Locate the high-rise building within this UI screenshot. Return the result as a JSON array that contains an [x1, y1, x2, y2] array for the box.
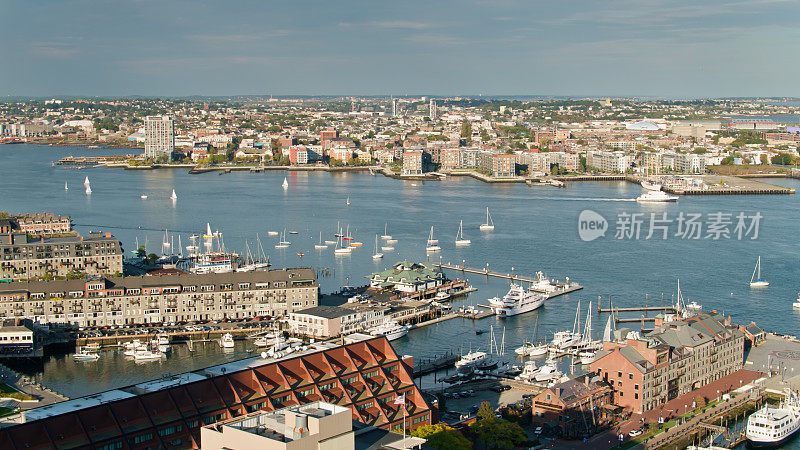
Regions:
[[392, 98, 399, 116], [429, 99, 437, 120], [144, 115, 175, 159]]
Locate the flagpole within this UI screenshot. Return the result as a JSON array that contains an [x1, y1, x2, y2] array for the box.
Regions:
[[403, 399, 407, 449]]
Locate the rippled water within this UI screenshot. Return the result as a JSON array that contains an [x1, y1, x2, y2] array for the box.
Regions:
[[2, 144, 799, 401]]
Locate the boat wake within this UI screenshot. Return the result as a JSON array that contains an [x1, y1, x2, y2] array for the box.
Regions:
[[526, 196, 636, 202]]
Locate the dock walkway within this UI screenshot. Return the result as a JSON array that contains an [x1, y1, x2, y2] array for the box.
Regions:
[[431, 262, 582, 299]]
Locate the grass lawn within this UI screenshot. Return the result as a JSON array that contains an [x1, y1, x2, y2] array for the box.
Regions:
[[0, 383, 36, 401], [0, 406, 18, 417]]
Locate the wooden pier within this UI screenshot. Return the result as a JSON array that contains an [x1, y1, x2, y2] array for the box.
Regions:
[[431, 261, 582, 299], [413, 352, 459, 377]]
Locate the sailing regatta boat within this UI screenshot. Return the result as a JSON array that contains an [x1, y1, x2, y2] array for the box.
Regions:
[[282, 177, 288, 189], [455, 219, 471, 246], [346, 196, 351, 206], [381, 223, 392, 240], [480, 207, 495, 231], [170, 189, 177, 200], [372, 235, 383, 260], [426, 226, 441, 252], [315, 232, 327, 249], [64, 181, 68, 191], [84, 176, 90, 186], [85, 183, 92, 195], [750, 256, 769, 287]]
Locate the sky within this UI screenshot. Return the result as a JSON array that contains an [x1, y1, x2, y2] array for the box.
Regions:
[[2, 0, 799, 98]]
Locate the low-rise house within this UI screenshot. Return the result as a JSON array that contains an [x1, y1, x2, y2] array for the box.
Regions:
[[531, 374, 613, 439]]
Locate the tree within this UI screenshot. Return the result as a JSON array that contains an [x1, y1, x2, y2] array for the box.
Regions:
[[760, 154, 769, 164], [772, 153, 799, 165], [136, 245, 146, 258], [461, 120, 472, 139], [477, 401, 495, 421], [411, 423, 471, 450], [469, 417, 528, 450], [145, 253, 159, 265]]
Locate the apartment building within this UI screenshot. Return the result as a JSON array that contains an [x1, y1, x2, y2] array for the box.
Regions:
[[439, 147, 461, 170], [0, 269, 318, 327], [289, 146, 308, 165], [586, 151, 632, 173], [0, 335, 432, 449], [0, 223, 123, 281], [402, 152, 423, 175], [11, 213, 72, 236], [590, 312, 745, 414], [144, 116, 175, 159], [476, 151, 515, 178], [288, 306, 363, 339]]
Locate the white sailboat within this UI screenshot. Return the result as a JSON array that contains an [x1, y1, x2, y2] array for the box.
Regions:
[[750, 256, 769, 287], [372, 235, 383, 260], [274, 229, 290, 249], [480, 207, 495, 231], [282, 177, 288, 189], [425, 226, 441, 252], [170, 189, 177, 200], [455, 219, 471, 246], [85, 183, 92, 195], [381, 223, 392, 240], [346, 196, 351, 206], [64, 181, 68, 190], [140, 194, 148, 199], [334, 236, 352, 255], [315, 232, 327, 249], [84, 176, 90, 186]]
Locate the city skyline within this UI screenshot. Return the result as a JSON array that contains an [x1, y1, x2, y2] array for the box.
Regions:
[[2, 0, 800, 98]]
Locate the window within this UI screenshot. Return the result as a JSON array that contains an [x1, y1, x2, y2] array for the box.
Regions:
[[158, 424, 183, 436], [629, 373, 633, 380], [130, 433, 153, 445]]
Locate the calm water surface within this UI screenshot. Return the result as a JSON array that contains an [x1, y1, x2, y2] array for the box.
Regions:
[[1, 144, 799, 404]]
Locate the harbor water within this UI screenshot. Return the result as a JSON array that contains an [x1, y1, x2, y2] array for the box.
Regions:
[[1, 144, 800, 402]]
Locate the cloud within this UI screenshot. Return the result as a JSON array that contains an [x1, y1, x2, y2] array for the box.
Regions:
[[29, 42, 80, 58]]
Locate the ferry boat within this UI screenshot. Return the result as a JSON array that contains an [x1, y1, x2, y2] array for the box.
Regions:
[[219, 333, 235, 348], [367, 321, 410, 341], [746, 391, 800, 447], [73, 349, 100, 361], [636, 189, 678, 202], [488, 284, 546, 317], [455, 351, 488, 372]]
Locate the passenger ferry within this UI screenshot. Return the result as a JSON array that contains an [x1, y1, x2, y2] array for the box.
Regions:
[[488, 284, 546, 317], [746, 391, 800, 447]]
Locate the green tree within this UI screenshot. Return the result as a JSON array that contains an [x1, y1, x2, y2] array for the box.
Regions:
[[461, 120, 472, 139], [477, 401, 495, 422], [469, 417, 528, 450], [410, 423, 471, 450], [136, 245, 146, 258], [772, 153, 799, 165], [145, 253, 159, 265]]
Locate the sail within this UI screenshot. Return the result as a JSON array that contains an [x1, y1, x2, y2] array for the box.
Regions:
[[602, 315, 614, 342]]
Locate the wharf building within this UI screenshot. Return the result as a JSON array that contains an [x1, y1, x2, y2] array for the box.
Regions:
[[589, 312, 745, 414], [0, 269, 318, 327], [11, 213, 72, 236], [0, 218, 123, 282], [144, 115, 175, 159], [0, 335, 432, 449]]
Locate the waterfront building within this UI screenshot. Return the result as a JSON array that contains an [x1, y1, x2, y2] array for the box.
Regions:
[[289, 146, 308, 165], [0, 319, 34, 355], [674, 153, 706, 174], [9, 213, 72, 236], [330, 147, 354, 164], [0, 269, 318, 327], [477, 151, 515, 178], [550, 152, 579, 172], [439, 148, 461, 170], [586, 151, 632, 173], [0, 123, 55, 137], [144, 115, 175, 159], [531, 374, 613, 439], [402, 152, 423, 175], [0, 221, 123, 281], [288, 305, 363, 339], [0, 335, 432, 449], [368, 261, 444, 293], [589, 312, 745, 414]]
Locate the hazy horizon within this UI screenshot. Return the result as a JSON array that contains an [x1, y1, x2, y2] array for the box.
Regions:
[[3, 0, 799, 98]]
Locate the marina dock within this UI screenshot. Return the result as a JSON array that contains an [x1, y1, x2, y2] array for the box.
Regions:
[[413, 352, 459, 377], [431, 261, 582, 299]]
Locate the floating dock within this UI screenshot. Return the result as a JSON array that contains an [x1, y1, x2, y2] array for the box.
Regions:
[[431, 261, 582, 299], [413, 352, 459, 377]]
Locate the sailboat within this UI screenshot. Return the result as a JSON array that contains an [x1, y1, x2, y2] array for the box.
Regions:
[[64, 181, 68, 191], [480, 207, 495, 231], [334, 236, 352, 255], [274, 229, 290, 249], [140, 194, 148, 199], [372, 235, 384, 260], [455, 219, 471, 246], [84, 176, 90, 186], [381, 223, 392, 240], [85, 183, 92, 195], [170, 189, 177, 200], [426, 226, 441, 252], [282, 177, 288, 189], [346, 196, 351, 206], [315, 232, 327, 249], [750, 256, 769, 287]]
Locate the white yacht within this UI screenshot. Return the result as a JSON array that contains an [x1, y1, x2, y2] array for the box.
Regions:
[[579, 351, 597, 365], [219, 333, 235, 348], [488, 284, 546, 317], [73, 349, 100, 361], [367, 321, 410, 341], [529, 271, 558, 293], [480, 207, 495, 231], [636, 189, 678, 202], [455, 220, 471, 246], [254, 336, 271, 347], [372, 235, 383, 260], [455, 351, 488, 371], [267, 231, 279, 236], [133, 349, 163, 361], [515, 360, 538, 382], [425, 226, 441, 252], [686, 301, 703, 314], [746, 391, 800, 447], [534, 359, 562, 382], [434, 291, 450, 301], [750, 256, 769, 287]]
